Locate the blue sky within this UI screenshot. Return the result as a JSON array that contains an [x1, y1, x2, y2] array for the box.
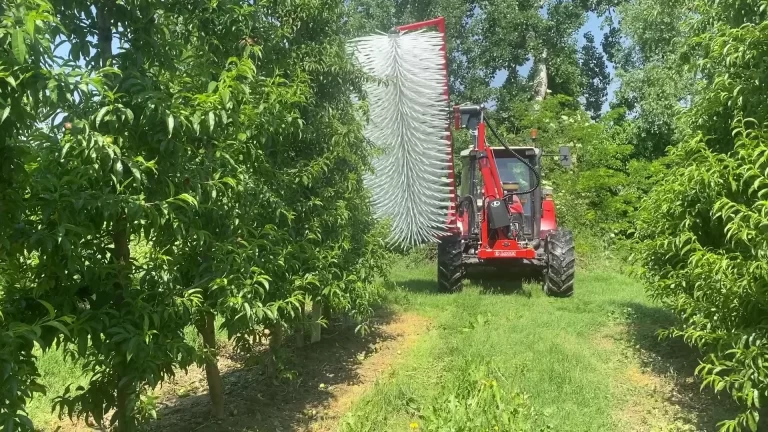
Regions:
[[490, 12, 618, 111]]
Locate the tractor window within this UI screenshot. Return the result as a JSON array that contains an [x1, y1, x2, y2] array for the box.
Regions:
[[496, 157, 534, 215], [496, 158, 532, 190], [459, 156, 471, 197]]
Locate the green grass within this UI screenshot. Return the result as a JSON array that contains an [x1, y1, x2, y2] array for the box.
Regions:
[[27, 347, 91, 430], [340, 258, 656, 431], [26, 319, 228, 429]]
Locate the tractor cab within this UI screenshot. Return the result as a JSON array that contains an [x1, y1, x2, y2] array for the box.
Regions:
[[458, 146, 543, 239]]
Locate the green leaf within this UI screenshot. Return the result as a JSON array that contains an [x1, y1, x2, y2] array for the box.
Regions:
[[12, 28, 27, 63], [113, 159, 123, 179], [747, 410, 758, 432], [167, 114, 175, 137], [43, 320, 71, 338], [77, 332, 88, 356], [131, 166, 142, 184], [19, 414, 34, 430], [96, 106, 110, 127], [60, 224, 87, 234], [172, 193, 198, 208], [0, 107, 10, 125], [208, 111, 215, 133], [38, 299, 55, 319], [61, 141, 72, 159], [26, 15, 35, 37]]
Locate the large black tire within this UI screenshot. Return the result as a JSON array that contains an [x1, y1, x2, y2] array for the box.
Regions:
[[437, 234, 464, 293], [544, 229, 575, 297]]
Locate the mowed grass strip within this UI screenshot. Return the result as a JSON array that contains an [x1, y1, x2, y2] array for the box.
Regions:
[[340, 259, 653, 431]]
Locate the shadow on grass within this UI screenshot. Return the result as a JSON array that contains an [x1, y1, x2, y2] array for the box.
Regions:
[[465, 266, 542, 297], [393, 274, 536, 297], [392, 278, 438, 294], [391, 266, 542, 297], [143, 308, 398, 432], [622, 302, 767, 431]]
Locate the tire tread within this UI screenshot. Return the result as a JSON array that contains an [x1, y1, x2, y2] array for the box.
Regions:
[[437, 235, 463, 293], [544, 229, 575, 297]]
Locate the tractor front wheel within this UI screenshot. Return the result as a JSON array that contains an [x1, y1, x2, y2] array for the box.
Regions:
[[437, 234, 463, 293], [544, 229, 575, 297]]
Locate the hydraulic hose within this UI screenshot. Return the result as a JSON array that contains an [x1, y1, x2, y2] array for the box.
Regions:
[[484, 115, 541, 197], [458, 194, 480, 236]]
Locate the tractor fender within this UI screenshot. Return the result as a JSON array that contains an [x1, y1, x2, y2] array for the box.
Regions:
[[540, 196, 557, 238]]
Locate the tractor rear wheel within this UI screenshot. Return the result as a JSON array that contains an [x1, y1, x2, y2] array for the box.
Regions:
[[437, 234, 463, 293], [544, 229, 575, 297]]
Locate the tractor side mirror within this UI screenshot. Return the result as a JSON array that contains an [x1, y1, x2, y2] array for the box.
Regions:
[[453, 105, 483, 130]]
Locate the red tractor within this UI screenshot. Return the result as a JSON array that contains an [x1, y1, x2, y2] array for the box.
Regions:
[[437, 104, 575, 296], [388, 18, 575, 296]]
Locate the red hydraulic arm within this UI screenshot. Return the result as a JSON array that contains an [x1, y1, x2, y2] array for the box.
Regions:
[[475, 115, 503, 202], [474, 112, 504, 250]]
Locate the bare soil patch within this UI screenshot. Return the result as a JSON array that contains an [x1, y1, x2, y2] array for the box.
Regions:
[[142, 310, 431, 432], [609, 303, 752, 432]]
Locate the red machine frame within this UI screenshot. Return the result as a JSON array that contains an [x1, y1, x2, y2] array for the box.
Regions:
[[396, 17, 557, 263]]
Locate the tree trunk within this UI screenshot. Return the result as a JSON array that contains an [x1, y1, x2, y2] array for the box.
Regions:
[[269, 324, 283, 349], [196, 311, 225, 419], [98, 1, 135, 429], [530, 0, 548, 107], [97, 0, 113, 68], [115, 377, 136, 432], [251, 328, 261, 347], [112, 211, 135, 432], [295, 300, 310, 347], [310, 301, 323, 344], [266, 324, 283, 377], [295, 321, 305, 348], [530, 0, 548, 109], [532, 49, 548, 105]]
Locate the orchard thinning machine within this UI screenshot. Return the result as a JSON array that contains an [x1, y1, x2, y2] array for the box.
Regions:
[[349, 17, 575, 297]]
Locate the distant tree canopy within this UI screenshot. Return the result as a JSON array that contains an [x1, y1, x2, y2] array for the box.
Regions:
[[346, 0, 618, 112]]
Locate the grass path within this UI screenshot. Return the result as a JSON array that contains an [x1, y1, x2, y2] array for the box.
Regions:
[[338, 259, 740, 431]]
